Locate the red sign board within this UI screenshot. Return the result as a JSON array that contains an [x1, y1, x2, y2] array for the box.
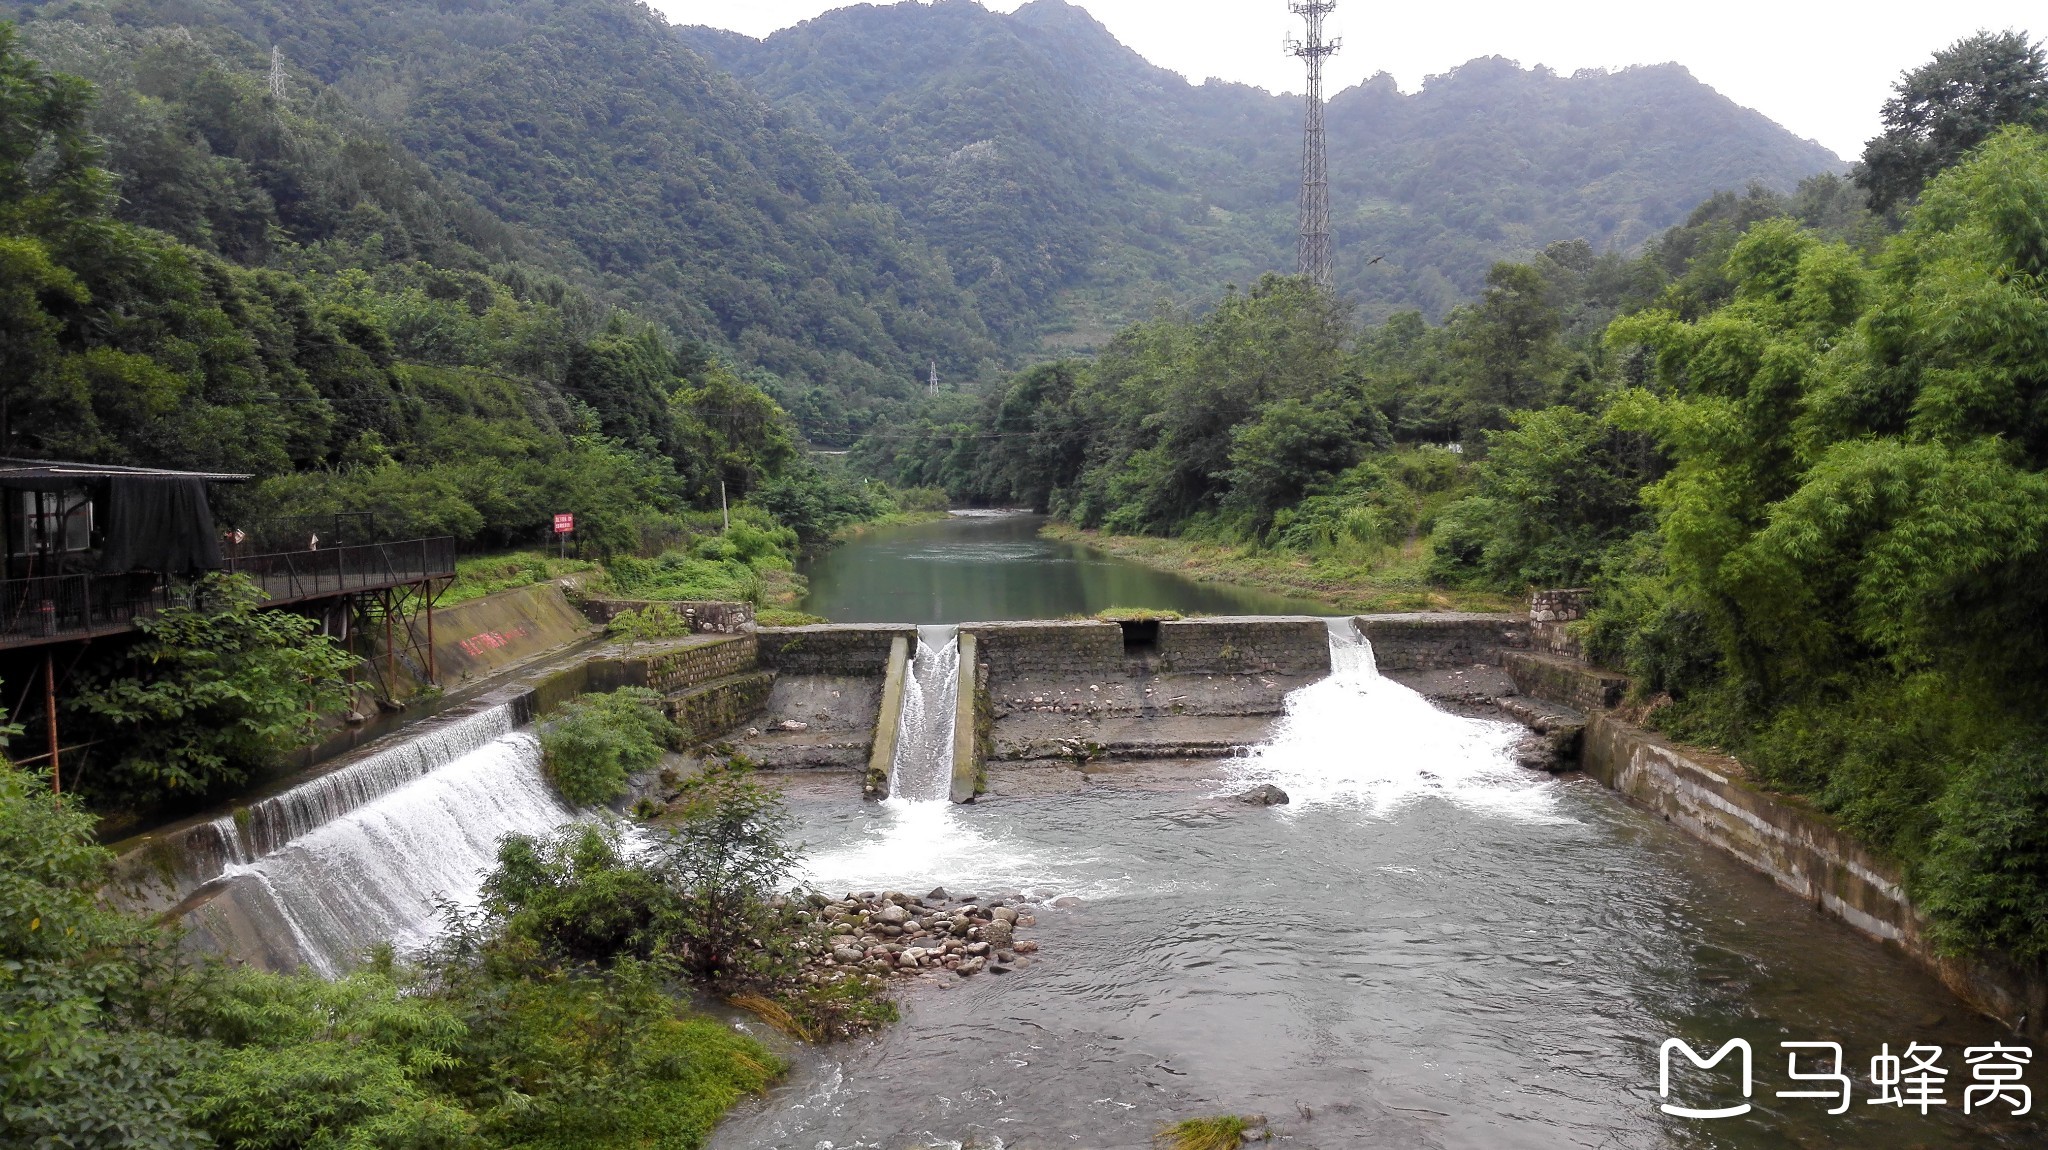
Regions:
[[553, 513, 574, 534]]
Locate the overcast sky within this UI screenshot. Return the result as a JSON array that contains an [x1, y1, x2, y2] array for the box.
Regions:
[[649, 0, 2044, 161]]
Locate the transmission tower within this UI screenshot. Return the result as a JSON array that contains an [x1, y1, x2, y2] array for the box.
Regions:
[[929, 360, 940, 396], [268, 45, 287, 101], [1285, 2, 1339, 289]]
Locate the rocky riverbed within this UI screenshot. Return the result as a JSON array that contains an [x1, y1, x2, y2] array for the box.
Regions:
[[798, 888, 1046, 981]]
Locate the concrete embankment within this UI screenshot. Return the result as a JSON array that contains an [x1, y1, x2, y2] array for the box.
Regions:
[[1499, 642, 2048, 1040]]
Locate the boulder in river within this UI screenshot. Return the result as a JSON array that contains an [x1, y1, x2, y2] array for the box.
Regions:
[[927, 886, 949, 901], [1236, 783, 1291, 805]]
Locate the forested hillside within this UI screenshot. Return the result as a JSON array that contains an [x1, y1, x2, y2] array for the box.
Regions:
[[0, 16, 885, 561], [686, 0, 1843, 347], [7, 0, 1000, 441]]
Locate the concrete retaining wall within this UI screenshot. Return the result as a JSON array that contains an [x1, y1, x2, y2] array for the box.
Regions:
[[1581, 711, 2046, 1039], [864, 638, 910, 798], [1157, 617, 1330, 675], [757, 624, 916, 675], [428, 583, 597, 687], [1356, 612, 1528, 670], [1508, 626, 2047, 1040]]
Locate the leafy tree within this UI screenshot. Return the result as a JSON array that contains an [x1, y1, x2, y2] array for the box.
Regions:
[[71, 574, 358, 804], [1856, 30, 2048, 211]]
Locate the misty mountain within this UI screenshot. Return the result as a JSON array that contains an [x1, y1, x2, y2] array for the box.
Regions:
[[686, 0, 1844, 345]]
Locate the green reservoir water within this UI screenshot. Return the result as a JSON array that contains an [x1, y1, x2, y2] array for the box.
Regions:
[[798, 511, 1328, 622]]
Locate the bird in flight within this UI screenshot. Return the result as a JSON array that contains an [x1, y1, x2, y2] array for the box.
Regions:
[[1366, 254, 1385, 265]]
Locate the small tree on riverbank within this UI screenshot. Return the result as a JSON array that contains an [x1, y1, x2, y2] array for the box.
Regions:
[[652, 759, 802, 982]]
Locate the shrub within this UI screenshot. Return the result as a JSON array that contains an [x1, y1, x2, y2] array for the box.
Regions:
[[538, 689, 682, 807]]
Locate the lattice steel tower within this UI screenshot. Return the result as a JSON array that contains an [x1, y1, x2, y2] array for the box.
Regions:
[[1286, 2, 1339, 288]]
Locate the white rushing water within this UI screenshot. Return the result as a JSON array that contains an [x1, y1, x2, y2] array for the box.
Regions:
[[888, 624, 960, 802], [1226, 617, 1558, 821], [220, 715, 578, 976], [208, 706, 519, 863]]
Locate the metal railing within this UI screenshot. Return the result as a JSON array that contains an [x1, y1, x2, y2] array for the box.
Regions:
[[0, 573, 172, 646], [221, 537, 457, 605], [0, 537, 456, 648]]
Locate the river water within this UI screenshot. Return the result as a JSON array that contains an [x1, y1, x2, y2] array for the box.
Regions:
[[717, 523, 2032, 1148], [799, 511, 1328, 621]]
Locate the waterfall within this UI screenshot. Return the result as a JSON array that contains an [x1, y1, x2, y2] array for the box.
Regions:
[[208, 706, 518, 863], [889, 624, 960, 802], [214, 708, 579, 976], [1226, 617, 1555, 819]]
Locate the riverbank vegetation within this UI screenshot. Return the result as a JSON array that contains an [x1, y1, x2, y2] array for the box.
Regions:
[[2, 732, 912, 1147], [857, 32, 2048, 961]]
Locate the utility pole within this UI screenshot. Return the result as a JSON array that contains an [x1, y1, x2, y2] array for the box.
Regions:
[[1286, 2, 1339, 289]]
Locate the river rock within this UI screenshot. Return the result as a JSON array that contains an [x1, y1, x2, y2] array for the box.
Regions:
[[876, 904, 909, 925], [1016, 914, 1036, 927], [832, 946, 865, 964], [1236, 783, 1290, 805], [966, 941, 990, 956], [927, 887, 949, 901], [1053, 896, 1082, 908], [1014, 940, 1039, 955], [992, 906, 1017, 924], [984, 922, 1013, 950], [959, 956, 986, 975]]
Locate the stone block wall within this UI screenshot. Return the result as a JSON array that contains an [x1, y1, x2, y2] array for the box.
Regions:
[[1357, 612, 1529, 670], [756, 624, 916, 675], [1156, 617, 1331, 675], [1502, 650, 1627, 712], [1530, 588, 1591, 659], [665, 670, 775, 740], [588, 634, 758, 694], [963, 621, 1124, 688], [578, 598, 754, 633]]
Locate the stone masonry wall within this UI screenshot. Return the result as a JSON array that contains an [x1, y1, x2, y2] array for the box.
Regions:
[[1156, 617, 1331, 675], [1358, 612, 1529, 670], [1529, 589, 1590, 659], [963, 621, 1124, 688], [587, 634, 758, 694], [1502, 650, 1627, 712], [665, 671, 775, 740], [756, 624, 916, 676]]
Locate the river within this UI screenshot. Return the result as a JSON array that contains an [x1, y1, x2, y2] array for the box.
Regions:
[[718, 514, 2031, 1148], [799, 511, 1328, 621]]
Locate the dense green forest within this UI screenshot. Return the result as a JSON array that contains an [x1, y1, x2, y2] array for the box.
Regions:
[[4, 0, 1003, 442], [0, 13, 892, 552], [686, 0, 1841, 348], [858, 31, 2048, 960]]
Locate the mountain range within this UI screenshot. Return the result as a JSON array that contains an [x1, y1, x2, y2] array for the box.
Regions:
[[6, 0, 1844, 438]]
